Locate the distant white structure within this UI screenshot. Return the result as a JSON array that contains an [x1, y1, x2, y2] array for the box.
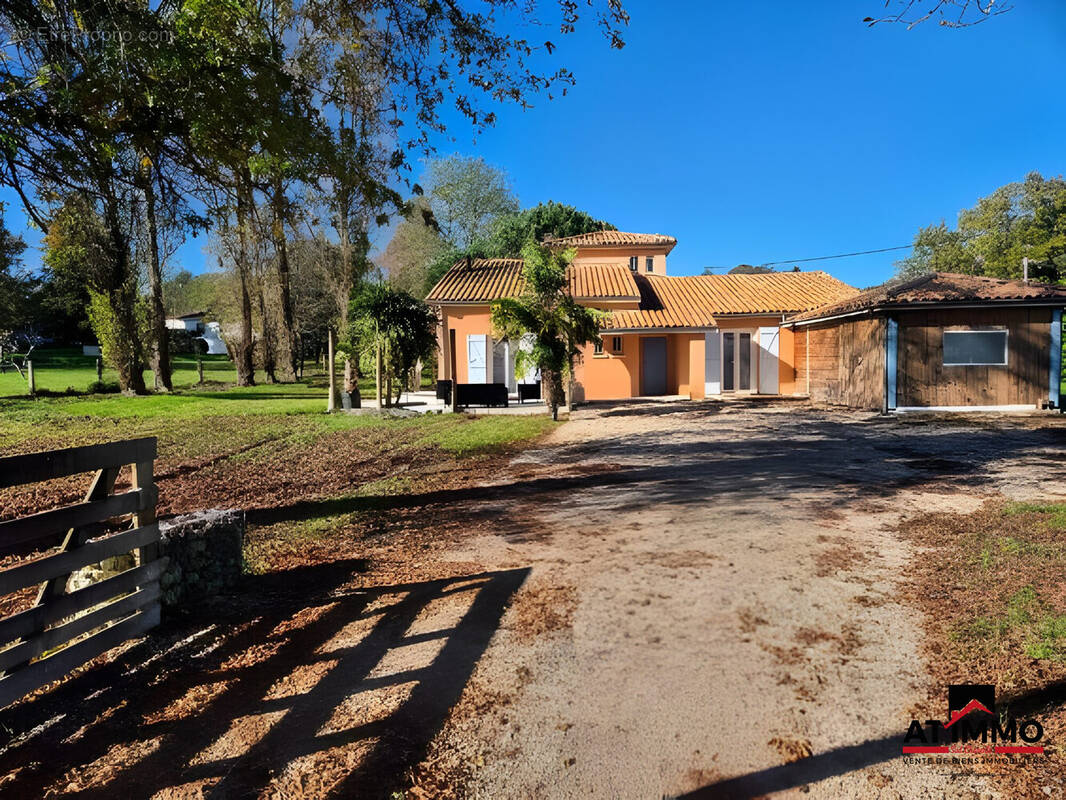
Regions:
[[200, 322, 227, 355], [165, 311, 206, 333], [164, 312, 228, 355]]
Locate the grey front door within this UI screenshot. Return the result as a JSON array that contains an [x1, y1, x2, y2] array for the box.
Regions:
[[641, 337, 668, 396]]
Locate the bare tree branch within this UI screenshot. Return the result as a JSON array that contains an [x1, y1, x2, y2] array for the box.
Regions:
[[865, 0, 1012, 29]]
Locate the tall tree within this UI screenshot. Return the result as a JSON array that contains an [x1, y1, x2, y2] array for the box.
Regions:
[[2, 0, 628, 396], [178, 0, 293, 386], [423, 201, 616, 298], [380, 197, 448, 296], [45, 195, 149, 392], [350, 284, 437, 406], [0, 3, 159, 391], [896, 222, 973, 278], [425, 155, 518, 249], [491, 201, 616, 259], [0, 204, 29, 336], [897, 173, 1066, 282], [491, 240, 604, 420]]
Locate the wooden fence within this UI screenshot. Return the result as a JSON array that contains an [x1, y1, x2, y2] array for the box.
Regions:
[[0, 437, 163, 708]]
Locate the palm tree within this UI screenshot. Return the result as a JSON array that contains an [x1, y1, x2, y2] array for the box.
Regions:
[[491, 240, 604, 420], [350, 284, 437, 406]]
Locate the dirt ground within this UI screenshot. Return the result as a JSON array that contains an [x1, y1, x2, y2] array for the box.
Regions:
[[2, 400, 1065, 799], [425, 400, 1066, 799]]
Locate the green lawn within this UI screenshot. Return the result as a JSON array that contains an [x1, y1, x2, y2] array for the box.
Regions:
[[0, 347, 433, 402], [0, 346, 553, 575], [0, 353, 552, 455], [0, 347, 237, 397]]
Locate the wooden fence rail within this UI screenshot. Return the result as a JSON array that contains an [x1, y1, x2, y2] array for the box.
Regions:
[[0, 437, 163, 708]]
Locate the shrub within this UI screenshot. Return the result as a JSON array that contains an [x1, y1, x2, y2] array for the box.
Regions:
[[87, 379, 121, 394]]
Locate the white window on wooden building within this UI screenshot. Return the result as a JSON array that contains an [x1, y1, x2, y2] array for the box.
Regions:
[[943, 330, 1008, 366]]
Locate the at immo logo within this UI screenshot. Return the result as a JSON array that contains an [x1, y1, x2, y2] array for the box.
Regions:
[[902, 684, 1045, 755]]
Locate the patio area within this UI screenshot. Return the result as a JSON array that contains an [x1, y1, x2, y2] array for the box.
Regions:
[[359, 390, 552, 415]]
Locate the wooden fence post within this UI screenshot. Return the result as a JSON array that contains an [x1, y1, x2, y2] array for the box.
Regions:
[[130, 459, 160, 627], [327, 329, 336, 413], [197, 357, 204, 384], [375, 341, 383, 409]]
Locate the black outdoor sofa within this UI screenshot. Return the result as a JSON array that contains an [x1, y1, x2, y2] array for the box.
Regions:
[[436, 380, 509, 408], [437, 379, 541, 408]]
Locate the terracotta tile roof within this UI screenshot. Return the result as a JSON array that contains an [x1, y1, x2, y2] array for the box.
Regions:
[[602, 272, 859, 330], [569, 264, 640, 300], [787, 272, 1066, 323], [425, 258, 525, 303], [427, 259, 859, 328], [546, 230, 678, 250], [425, 259, 639, 303]]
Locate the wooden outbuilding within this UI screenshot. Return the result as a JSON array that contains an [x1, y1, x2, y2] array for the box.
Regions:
[[785, 273, 1066, 412]]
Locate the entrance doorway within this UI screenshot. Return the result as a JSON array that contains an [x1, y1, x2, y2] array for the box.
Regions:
[[721, 331, 753, 393], [641, 337, 668, 395]]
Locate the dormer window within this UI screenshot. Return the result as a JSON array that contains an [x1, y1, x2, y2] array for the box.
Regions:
[[646, 256, 654, 273], [628, 256, 638, 272]]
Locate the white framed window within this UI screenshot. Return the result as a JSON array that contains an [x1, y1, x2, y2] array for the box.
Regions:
[[628, 256, 638, 272], [611, 336, 624, 354], [593, 339, 604, 355], [943, 330, 1008, 366], [645, 256, 654, 273]]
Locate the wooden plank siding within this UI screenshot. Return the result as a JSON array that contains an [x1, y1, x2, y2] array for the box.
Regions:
[[795, 317, 885, 410], [896, 308, 1052, 408]]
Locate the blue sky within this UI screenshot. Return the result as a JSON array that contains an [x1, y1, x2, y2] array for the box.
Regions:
[[5, 0, 1066, 288]]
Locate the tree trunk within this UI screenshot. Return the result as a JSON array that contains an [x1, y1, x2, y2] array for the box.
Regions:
[[344, 357, 360, 408], [409, 359, 422, 392], [543, 366, 563, 421], [234, 169, 256, 386], [139, 160, 172, 391], [257, 284, 277, 383], [336, 180, 360, 404], [101, 192, 147, 395], [270, 176, 297, 382]]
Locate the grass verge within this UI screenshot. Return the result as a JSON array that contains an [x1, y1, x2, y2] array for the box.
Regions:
[[901, 500, 1066, 791]]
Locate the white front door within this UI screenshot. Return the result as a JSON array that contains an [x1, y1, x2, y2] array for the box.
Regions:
[[467, 334, 487, 383], [758, 327, 780, 394]]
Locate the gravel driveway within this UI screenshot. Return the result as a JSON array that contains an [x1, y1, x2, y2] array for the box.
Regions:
[[4, 401, 1064, 799], [431, 400, 1066, 799]]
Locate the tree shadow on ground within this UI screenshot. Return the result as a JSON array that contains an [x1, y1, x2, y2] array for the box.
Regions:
[[589, 396, 813, 419], [0, 560, 529, 799], [676, 675, 1066, 799], [248, 416, 1066, 531]]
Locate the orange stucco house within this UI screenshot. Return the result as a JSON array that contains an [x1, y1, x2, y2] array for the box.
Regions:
[[425, 230, 858, 402]]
